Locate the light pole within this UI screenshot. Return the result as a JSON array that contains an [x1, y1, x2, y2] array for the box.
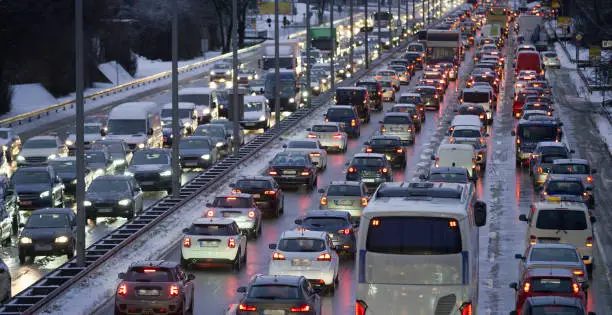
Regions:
[[171, 0, 180, 199], [274, 0, 280, 125], [75, 0, 86, 267], [377, 0, 382, 56], [306, 0, 312, 107], [412, 0, 415, 32], [349, 0, 354, 72], [330, 0, 336, 92], [232, 0, 240, 156], [365, 0, 370, 68]]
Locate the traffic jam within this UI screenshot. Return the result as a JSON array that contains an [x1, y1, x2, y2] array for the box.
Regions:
[[0, 1, 608, 315]]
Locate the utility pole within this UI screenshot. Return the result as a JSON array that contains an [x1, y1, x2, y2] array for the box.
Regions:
[[377, 0, 382, 56], [274, 0, 280, 125], [306, 0, 312, 107], [330, 0, 336, 91], [397, 0, 401, 39], [75, 0, 86, 267], [422, 0, 425, 25], [232, 0, 240, 156], [349, 0, 354, 72], [171, 0, 180, 199], [365, 0, 370, 68], [412, 0, 415, 32]]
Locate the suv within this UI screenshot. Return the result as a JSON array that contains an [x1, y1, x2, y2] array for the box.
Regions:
[[549, 159, 596, 208], [541, 175, 590, 207], [294, 210, 357, 255], [324, 106, 361, 138], [181, 218, 247, 270], [334, 87, 370, 123], [267, 152, 318, 190], [529, 142, 573, 187], [364, 135, 406, 168], [12, 166, 65, 210], [345, 153, 393, 189], [126, 149, 177, 193], [84, 175, 144, 222], [379, 112, 416, 145], [229, 176, 284, 218], [318, 181, 368, 220], [205, 194, 263, 239], [115, 261, 195, 315], [18, 208, 76, 263]]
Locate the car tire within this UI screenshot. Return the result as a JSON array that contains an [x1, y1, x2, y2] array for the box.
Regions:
[[12, 214, 19, 236], [232, 250, 242, 271], [328, 275, 338, 296]]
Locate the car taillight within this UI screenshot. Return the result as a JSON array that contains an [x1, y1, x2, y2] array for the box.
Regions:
[[460, 302, 472, 315], [239, 304, 257, 312], [333, 133, 343, 139], [365, 147, 373, 153], [231, 189, 241, 194], [269, 168, 278, 176], [396, 148, 403, 153], [523, 282, 531, 292], [356, 300, 367, 315], [434, 94, 438, 99], [206, 210, 214, 217], [338, 228, 352, 235], [380, 125, 386, 132], [317, 252, 331, 261], [351, 119, 356, 127], [228, 238, 236, 248], [183, 237, 191, 248], [380, 167, 388, 174], [573, 269, 584, 276], [587, 176, 593, 183], [529, 235, 537, 245], [572, 282, 580, 294], [360, 197, 368, 206], [320, 196, 328, 206], [537, 167, 543, 173], [310, 152, 321, 157], [248, 210, 255, 218], [348, 167, 357, 173], [307, 133, 318, 138], [264, 190, 276, 195], [290, 305, 311, 312], [407, 127, 413, 132], [586, 237, 593, 247], [300, 169, 310, 176], [118, 283, 127, 296], [169, 284, 179, 297], [272, 252, 286, 260]]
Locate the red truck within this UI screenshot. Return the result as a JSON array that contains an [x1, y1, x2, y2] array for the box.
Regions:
[[515, 51, 543, 76]]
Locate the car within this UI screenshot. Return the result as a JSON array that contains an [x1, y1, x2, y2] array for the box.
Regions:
[[448, 134, 488, 169], [63, 123, 105, 153], [16, 135, 68, 167], [267, 152, 318, 189], [412, 85, 441, 109], [374, 70, 400, 89], [317, 181, 368, 221], [181, 218, 247, 270], [160, 118, 188, 147], [247, 78, 265, 95], [305, 122, 348, 153], [84, 175, 144, 222], [84, 149, 115, 177], [432, 143, 478, 180], [268, 230, 340, 294], [236, 68, 258, 85], [211, 118, 245, 146], [509, 268, 587, 314], [396, 92, 426, 119], [404, 51, 424, 69], [541, 175, 590, 206], [160, 102, 199, 134], [323, 105, 361, 138], [194, 124, 233, 156], [529, 142, 573, 187], [241, 95, 271, 130], [205, 194, 262, 239], [387, 65, 411, 84], [115, 261, 195, 315], [520, 109, 551, 121], [294, 211, 357, 255], [178, 136, 218, 169], [456, 103, 488, 125], [363, 135, 406, 168], [510, 296, 595, 315], [229, 176, 284, 217], [89, 139, 133, 174], [377, 78, 396, 101], [12, 166, 65, 210], [125, 149, 177, 194], [49, 157, 94, 196], [18, 208, 76, 263], [388, 104, 422, 131], [282, 140, 328, 170], [420, 70, 447, 91], [210, 62, 233, 82], [0, 259, 10, 303], [549, 159, 596, 208], [0, 128, 21, 163], [345, 153, 393, 189], [512, 120, 563, 164], [421, 166, 472, 184], [515, 244, 588, 286], [235, 275, 322, 315], [334, 87, 370, 123], [379, 112, 416, 145]]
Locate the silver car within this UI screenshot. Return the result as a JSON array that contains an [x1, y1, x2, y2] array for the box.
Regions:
[[379, 112, 415, 144], [548, 158, 596, 208], [206, 194, 262, 239], [515, 243, 588, 284], [541, 51, 560, 69], [305, 122, 348, 152], [317, 181, 368, 222]]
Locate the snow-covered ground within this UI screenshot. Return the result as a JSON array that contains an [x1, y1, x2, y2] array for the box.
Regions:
[[8, 84, 58, 117], [134, 53, 222, 78]]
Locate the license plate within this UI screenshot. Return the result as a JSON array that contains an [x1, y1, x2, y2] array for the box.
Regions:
[[137, 289, 160, 296], [252, 194, 261, 198], [222, 212, 240, 218], [336, 200, 353, 206], [284, 170, 297, 175], [362, 178, 376, 183], [20, 201, 32, 205], [185, 161, 198, 166], [98, 208, 113, 213], [538, 239, 559, 244], [141, 181, 154, 185], [263, 311, 285, 315], [35, 244, 53, 251], [245, 122, 257, 126], [200, 241, 219, 247], [291, 259, 311, 266]]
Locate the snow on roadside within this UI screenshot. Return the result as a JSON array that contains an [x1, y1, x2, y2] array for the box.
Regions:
[[594, 115, 612, 157], [4, 84, 58, 119]]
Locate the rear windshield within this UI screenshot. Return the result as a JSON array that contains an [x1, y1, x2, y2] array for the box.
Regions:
[[352, 157, 384, 167], [530, 248, 580, 262], [452, 129, 481, 138], [536, 210, 587, 230], [212, 197, 252, 208], [336, 90, 366, 103], [186, 224, 231, 235], [398, 96, 421, 104], [126, 267, 173, 282], [458, 106, 484, 115], [542, 154, 567, 164], [416, 88, 435, 96], [541, 147, 568, 156], [429, 172, 468, 183], [530, 277, 574, 294], [518, 125, 557, 141], [356, 82, 379, 93], [287, 141, 318, 149], [278, 238, 326, 252], [370, 138, 401, 147], [383, 116, 412, 124], [326, 108, 355, 119], [248, 285, 300, 299], [271, 154, 308, 166], [327, 184, 362, 196], [390, 106, 416, 114], [366, 217, 462, 254], [545, 181, 584, 196], [531, 306, 581, 315], [462, 91, 490, 103], [312, 125, 338, 132], [302, 217, 348, 229], [551, 164, 590, 175], [234, 180, 272, 190]]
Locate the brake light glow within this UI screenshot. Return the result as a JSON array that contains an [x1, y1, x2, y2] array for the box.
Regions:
[[586, 237, 593, 247], [523, 282, 531, 292], [300, 169, 310, 176], [380, 167, 388, 173], [183, 237, 191, 248], [268, 169, 278, 176], [365, 147, 373, 153], [143, 268, 156, 273], [396, 148, 403, 153], [248, 210, 255, 218], [461, 302, 472, 315], [169, 284, 179, 296], [206, 210, 214, 217], [537, 167, 543, 173], [361, 197, 368, 206], [307, 133, 318, 138], [272, 252, 286, 260], [573, 270, 584, 276], [228, 238, 236, 248], [290, 305, 311, 312], [587, 176, 593, 183], [239, 304, 257, 311], [356, 300, 367, 315], [348, 167, 357, 173], [118, 283, 127, 296], [264, 190, 276, 195], [572, 282, 580, 294], [371, 219, 380, 226], [351, 119, 356, 127], [317, 252, 332, 261], [380, 125, 386, 132], [530, 235, 537, 245], [333, 133, 343, 139], [320, 196, 328, 206]]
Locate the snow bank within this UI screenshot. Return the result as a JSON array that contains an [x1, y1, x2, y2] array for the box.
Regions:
[[594, 114, 612, 157], [5, 84, 58, 118], [98, 61, 134, 85]]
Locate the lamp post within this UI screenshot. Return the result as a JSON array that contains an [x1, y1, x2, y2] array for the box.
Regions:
[[75, 0, 86, 267], [274, 0, 280, 125], [306, 0, 312, 107], [330, 0, 336, 92], [171, 0, 180, 199], [365, 0, 370, 68]]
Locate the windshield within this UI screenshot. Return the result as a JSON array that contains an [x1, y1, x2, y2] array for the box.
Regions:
[[302, 217, 348, 230], [88, 179, 130, 193], [271, 154, 308, 166], [536, 210, 587, 230], [327, 184, 362, 196], [530, 248, 580, 262], [287, 141, 317, 149], [262, 57, 294, 69], [531, 306, 581, 315], [542, 52, 558, 58], [160, 108, 192, 119], [178, 94, 209, 105], [85, 152, 106, 164], [126, 267, 173, 282], [366, 216, 462, 254], [0, 131, 7, 139], [416, 88, 435, 96], [49, 161, 76, 173], [194, 126, 225, 138], [13, 171, 50, 184], [186, 224, 231, 236], [518, 125, 557, 141], [429, 172, 468, 183], [452, 129, 481, 138], [462, 91, 490, 103], [379, 81, 392, 87], [69, 125, 101, 135], [245, 102, 264, 112], [234, 180, 272, 190], [23, 139, 56, 149], [398, 96, 421, 104], [458, 106, 484, 115], [212, 196, 252, 208], [214, 63, 231, 70], [352, 157, 384, 167], [311, 125, 338, 132], [383, 116, 412, 124], [132, 152, 169, 165], [530, 278, 574, 294], [247, 285, 300, 299], [278, 238, 326, 252], [370, 138, 400, 146], [180, 138, 211, 150], [407, 44, 424, 52], [326, 108, 354, 119], [552, 164, 590, 175], [26, 213, 70, 228], [545, 181, 584, 196], [107, 119, 146, 135]]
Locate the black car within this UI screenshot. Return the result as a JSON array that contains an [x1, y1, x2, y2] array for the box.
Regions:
[[89, 139, 132, 173], [126, 149, 178, 193], [48, 157, 80, 196], [211, 118, 244, 146], [18, 208, 76, 264], [404, 51, 423, 69], [345, 153, 393, 189], [179, 136, 219, 169], [511, 296, 594, 315], [294, 211, 357, 256], [161, 119, 188, 147], [229, 176, 284, 217], [334, 87, 370, 123], [363, 135, 406, 168], [456, 103, 488, 124], [355, 80, 383, 111], [267, 152, 317, 189], [12, 166, 65, 211], [194, 124, 232, 157], [84, 175, 144, 222], [412, 86, 440, 109], [84, 149, 114, 177], [421, 167, 471, 183], [235, 275, 322, 315], [0, 176, 19, 242]]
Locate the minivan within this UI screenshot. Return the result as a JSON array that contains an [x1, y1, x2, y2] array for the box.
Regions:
[[105, 102, 163, 151], [432, 143, 477, 179]]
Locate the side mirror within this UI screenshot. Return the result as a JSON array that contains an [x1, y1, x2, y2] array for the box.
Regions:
[[511, 130, 516, 136], [118, 272, 126, 280], [211, 102, 217, 108], [294, 219, 303, 225], [268, 243, 277, 250], [333, 245, 342, 251], [418, 173, 427, 180], [590, 216, 597, 223], [378, 120, 383, 124], [514, 254, 524, 260], [206, 202, 212, 207], [187, 274, 196, 281], [474, 200, 487, 227], [430, 154, 436, 161], [317, 188, 325, 194], [485, 133, 490, 137], [236, 286, 247, 293], [518, 214, 528, 222], [509, 282, 518, 290], [182, 228, 189, 233]]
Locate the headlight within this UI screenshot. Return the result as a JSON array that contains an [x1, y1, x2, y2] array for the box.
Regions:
[[216, 142, 224, 147], [289, 98, 295, 103], [137, 143, 145, 149], [55, 236, 69, 243], [314, 86, 320, 90], [225, 70, 231, 75], [48, 154, 57, 160], [20, 237, 32, 244], [160, 170, 172, 176], [39, 191, 50, 198], [94, 169, 105, 176], [210, 71, 215, 75], [322, 79, 327, 83], [203, 108, 211, 115], [254, 74, 259, 79], [182, 121, 191, 128], [386, 41, 390, 45], [339, 69, 345, 73], [118, 199, 131, 206], [71, 179, 77, 184], [84, 200, 92, 206], [259, 115, 266, 122], [302, 91, 309, 97], [124, 171, 134, 176], [201, 154, 211, 160], [248, 75, 253, 80], [113, 159, 126, 166], [16, 155, 25, 161], [65, 140, 74, 146]]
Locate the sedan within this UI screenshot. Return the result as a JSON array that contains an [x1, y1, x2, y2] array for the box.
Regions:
[[268, 152, 318, 189], [89, 139, 132, 173], [84, 175, 144, 222], [294, 211, 357, 256], [18, 208, 76, 264], [283, 140, 328, 170], [363, 135, 406, 168], [305, 122, 348, 153], [515, 243, 588, 285], [125, 149, 178, 194], [210, 62, 232, 82], [318, 181, 368, 221], [229, 176, 284, 218], [195, 124, 233, 156], [179, 136, 218, 169]]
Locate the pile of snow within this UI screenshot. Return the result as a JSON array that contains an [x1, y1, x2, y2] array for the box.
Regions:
[[135, 54, 221, 78], [98, 62, 134, 85], [5, 84, 58, 119]]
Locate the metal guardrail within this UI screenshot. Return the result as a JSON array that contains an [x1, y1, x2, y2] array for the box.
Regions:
[[0, 14, 361, 130]]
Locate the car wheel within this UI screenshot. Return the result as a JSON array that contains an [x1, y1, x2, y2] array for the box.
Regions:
[[279, 197, 285, 213], [12, 214, 19, 235], [232, 250, 242, 271], [328, 275, 338, 296], [274, 204, 281, 218]]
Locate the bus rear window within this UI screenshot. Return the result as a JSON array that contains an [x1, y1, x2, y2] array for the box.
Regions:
[[366, 217, 462, 254]]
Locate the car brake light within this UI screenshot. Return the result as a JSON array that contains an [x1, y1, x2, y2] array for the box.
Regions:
[[183, 237, 191, 248], [239, 304, 257, 311], [530, 235, 537, 245], [348, 167, 357, 173], [360, 197, 368, 206], [300, 169, 310, 176], [310, 152, 321, 157], [537, 167, 543, 173], [320, 196, 328, 205], [264, 190, 276, 195], [228, 238, 236, 248], [572, 282, 580, 294], [460, 302, 472, 315], [226, 196, 237, 200], [587, 176, 593, 183], [169, 284, 179, 297], [290, 305, 311, 312], [573, 270, 584, 276], [523, 282, 531, 292], [307, 133, 317, 138], [351, 119, 356, 127], [317, 252, 331, 261], [333, 133, 343, 139], [380, 125, 386, 132], [407, 127, 413, 132], [143, 268, 156, 273], [380, 167, 388, 174], [586, 237, 593, 247], [231, 189, 241, 194], [206, 210, 214, 217], [396, 148, 403, 153], [118, 283, 127, 296], [356, 300, 367, 315], [272, 252, 286, 260], [248, 210, 255, 218], [365, 147, 372, 153], [269, 169, 278, 176]]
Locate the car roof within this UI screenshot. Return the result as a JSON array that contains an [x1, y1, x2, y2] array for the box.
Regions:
[[399, 92, 420, 97], [250, 274, 304, 286], [393, 104, 417, 108], [93, 175, 132, 181], [536, 141, 567, 148], [525, 267, 574, 278], [50, 157, 76, 162], [438, 143, 474, 150], [192, 217, 236, 225], [236, 176, 274, 181], [135, 148, 170, 155], [370, 135, 401, 141], [281, 230, 327, 239], [336, 87, 367, 91], [28, 135, 58, 140], [328, 180, 362, 186], [459, 103, 485, 109], [452, 125, 481, 131], [161, 102, 196, 109], [31, 208, 74, 215], [128, 260, 177, 269], [528, 243, 579, 251], [303, 210, 350, 219], [552, 158, 589, 165], [533, 200, 588, 211], [288, 139, 319, 145], [546, 174, 585, 182], [384, 112, 412, 118], [353, 153, 386, 159], [328, 105, 354, 110], [312, 122, 341, 127], [215, 193, 252, 199]]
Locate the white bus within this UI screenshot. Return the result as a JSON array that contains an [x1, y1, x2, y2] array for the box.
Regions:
[[355, 182, 487, 315]]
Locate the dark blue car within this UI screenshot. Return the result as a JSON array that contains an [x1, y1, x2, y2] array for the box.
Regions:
[[512, 120, 562, 165], [324, 105, 361, 138]]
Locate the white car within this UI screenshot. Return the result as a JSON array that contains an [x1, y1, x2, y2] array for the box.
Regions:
[[17, 135, 68, 166], [241, 95, 271, 130], [205, 194, 262, 239], [305, 122, 348, 152], [374, 70, 400, 90], [160, 102, 198, 133], [268, 230, 340, 293], [541, 51, 561, 69], [180, 218, 247, 270], [282, 139, 328, 170], [65, 123, 104, 151]]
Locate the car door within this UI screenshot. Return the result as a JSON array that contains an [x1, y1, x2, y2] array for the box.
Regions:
[[327, 235, 340, 273]]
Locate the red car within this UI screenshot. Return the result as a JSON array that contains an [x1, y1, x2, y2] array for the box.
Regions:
[[513, 90, 543, 118], [509, 268, 587, 315]]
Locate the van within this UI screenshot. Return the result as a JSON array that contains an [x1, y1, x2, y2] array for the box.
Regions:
[[516, 51, 543, 75], [264, 70, 301, 112], [178, 87, 218, 123], [519, 200, 595, 271], [356, 182, 487, 315], [105, 102, 163, 151], [460, 87, 493, 123], [449, 114, 484, 135], [335, 87, 370, 123], [432, 143, 478, 179]]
